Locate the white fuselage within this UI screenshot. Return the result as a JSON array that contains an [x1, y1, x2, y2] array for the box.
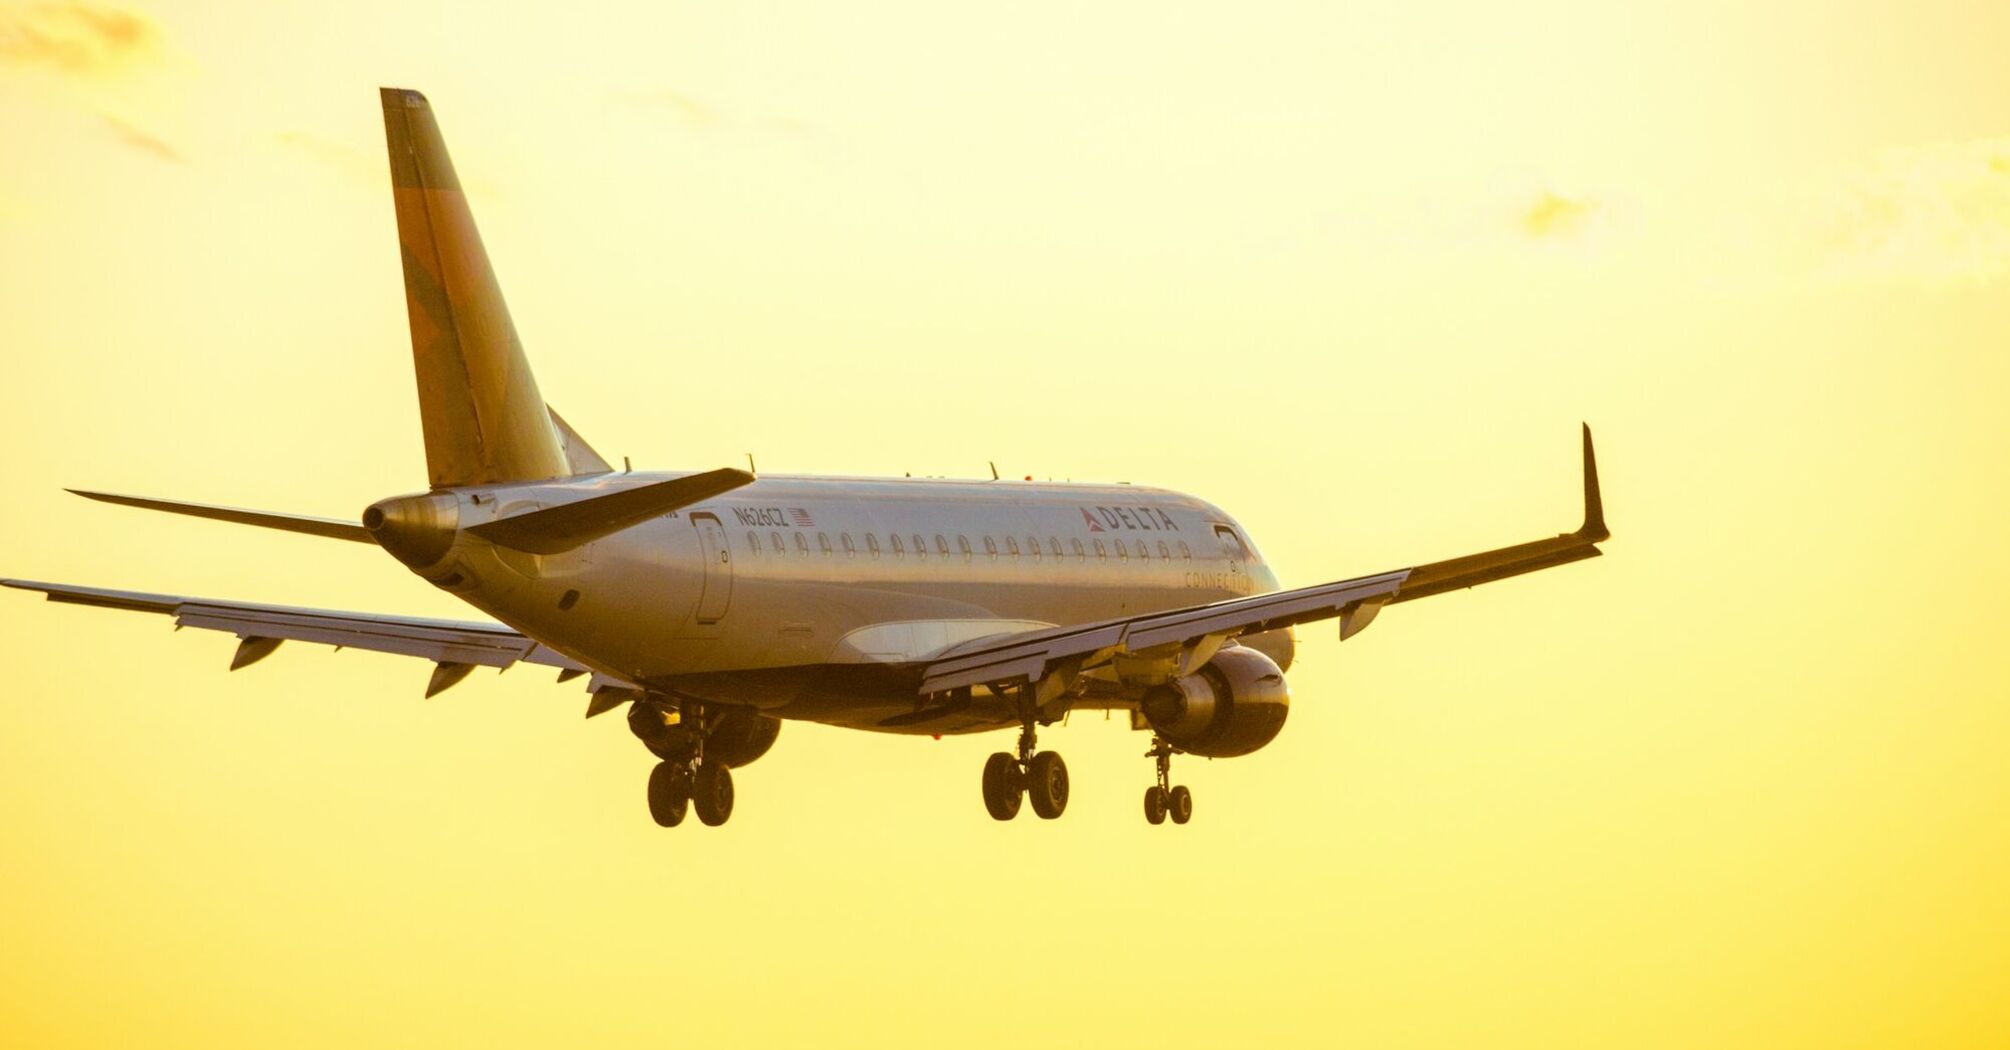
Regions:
[[414, 473, 1289, 733]]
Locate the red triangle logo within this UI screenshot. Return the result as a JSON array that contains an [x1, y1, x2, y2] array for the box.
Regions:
[[1080, 507, 1105, 532]]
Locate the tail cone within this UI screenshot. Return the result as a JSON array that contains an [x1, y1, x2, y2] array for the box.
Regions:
[[364, 493, 459, 570]]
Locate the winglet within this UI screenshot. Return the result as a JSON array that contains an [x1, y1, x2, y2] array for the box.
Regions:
[[1579, 423, 1609, 543]]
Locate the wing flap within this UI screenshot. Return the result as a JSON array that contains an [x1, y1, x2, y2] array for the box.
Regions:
[[918, 572, 1409, 695], [2, 579, 595, 683]]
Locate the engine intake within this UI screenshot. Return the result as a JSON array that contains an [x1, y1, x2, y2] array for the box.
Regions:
[[1139, 646, 1290, 758]]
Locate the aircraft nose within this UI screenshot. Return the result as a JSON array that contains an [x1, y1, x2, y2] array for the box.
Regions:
[[363, 493, 460, 570]]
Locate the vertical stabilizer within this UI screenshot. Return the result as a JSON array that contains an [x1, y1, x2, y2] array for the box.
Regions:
[[381, 88, 570, 488]]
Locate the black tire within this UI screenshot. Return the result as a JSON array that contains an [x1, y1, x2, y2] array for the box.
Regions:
[[647, 762, 689, 827], [693, 763, 735, 826], [1027, 751, 1069, 819], [1168, 784, 1193, 825], [982, 752, 1022, 820], [1144, 785, 1168, 825]]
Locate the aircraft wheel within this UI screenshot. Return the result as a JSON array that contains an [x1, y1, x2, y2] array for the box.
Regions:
[[692, 763, 735, 826], [982, 752, 1023, 820], [1027, 751, 1069, 820], [648, 762, 689, 827], [1168, 784, 1194, 825], [1143, 784, 1168, 825]]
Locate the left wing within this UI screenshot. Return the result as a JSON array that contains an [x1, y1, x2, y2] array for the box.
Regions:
[[1, 579, 607, 698], [920, 425, 1610, 696]]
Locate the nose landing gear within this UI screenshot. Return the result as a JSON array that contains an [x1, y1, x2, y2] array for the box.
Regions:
[[1143, 737, 1192, 826], [979, 702, 1068, 820]]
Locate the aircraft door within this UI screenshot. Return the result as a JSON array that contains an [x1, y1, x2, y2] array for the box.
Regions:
[[692, 513, 733, 623], [1214, 524, 1248, 587]]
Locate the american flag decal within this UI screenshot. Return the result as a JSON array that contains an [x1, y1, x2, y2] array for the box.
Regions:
[[790, 507, 815, 527]]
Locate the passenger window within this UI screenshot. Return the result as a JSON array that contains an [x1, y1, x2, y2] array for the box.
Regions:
[[892, 533, 906, 558], [1116, 540, 1128, 563], [1051, 538, 1064, 559], [1093, 539, 1107, 562], [770, 531, 784, 555], [984, 536, 998, 561], [867, 533, 880, 558], [1071, 538, 1085, 561], [935, 534, 950, 559], [795, 532, 810, 556], [746, 531, 760, 556], [958, 535, 973, 562], [1158, 540, 1170, 562], [1006, 536, 1020, 559], [841, 533, 856, 558], [1179, 541, 1191, 560], [1026, 535, 1040, 561], [915, 534, 928, 560], [818, 532, 833, 557], [1135, 540, 1149, 562]]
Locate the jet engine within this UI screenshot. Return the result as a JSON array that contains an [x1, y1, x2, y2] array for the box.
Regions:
[[1138, 646, 1290, 757], [628, 703, 781, 768]]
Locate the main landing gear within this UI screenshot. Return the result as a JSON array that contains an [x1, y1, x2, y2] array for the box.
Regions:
[[981, 706, 1069, 820], [1142, 737, 1193, 826], [649, 759, 734, 827], [636, 699, 735, 828]]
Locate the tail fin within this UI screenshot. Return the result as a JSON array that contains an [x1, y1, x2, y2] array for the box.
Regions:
[[381, 87, 570, 488]]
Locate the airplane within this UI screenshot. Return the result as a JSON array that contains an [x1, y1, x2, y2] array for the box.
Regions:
[[4, 88, 1611, 829]]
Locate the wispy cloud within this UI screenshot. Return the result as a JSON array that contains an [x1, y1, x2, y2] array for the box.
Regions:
[[99, 110, 177, 161], [0, 2, 159, 75], [615, 88, 810, 137], [2, 4, 187, 161], [1816, 136, 2010, 283], [1520, 189, 1599, 240], [274, 130, 378, 180], [627, 89, 720, 130]]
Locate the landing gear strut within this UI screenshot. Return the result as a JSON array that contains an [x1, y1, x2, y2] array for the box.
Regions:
[[637, 699, 736, 828], [1143, 736, 1192, 826], [980, 692, 1068, 820]]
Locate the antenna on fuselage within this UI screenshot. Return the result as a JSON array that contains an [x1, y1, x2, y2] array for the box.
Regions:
[[623, 456, 632, 474], [747, 452, 757, 476], [988, 461, 999, 481]]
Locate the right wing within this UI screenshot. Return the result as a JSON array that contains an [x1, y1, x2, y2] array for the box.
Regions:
[[920, 425, 1610, 696], [0, 578, 626, 699]]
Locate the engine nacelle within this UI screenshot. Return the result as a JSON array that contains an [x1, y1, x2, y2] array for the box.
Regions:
[[706, 707, 782, 767], [1138, 646, 1290, 758], [629, 703, 781, 768]]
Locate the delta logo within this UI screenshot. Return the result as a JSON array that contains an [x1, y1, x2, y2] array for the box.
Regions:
[[1080, 505, 1180, 532]]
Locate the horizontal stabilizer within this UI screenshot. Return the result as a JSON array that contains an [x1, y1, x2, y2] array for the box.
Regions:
[[467, 468, 755, 554], [69, 490, 374, 544]]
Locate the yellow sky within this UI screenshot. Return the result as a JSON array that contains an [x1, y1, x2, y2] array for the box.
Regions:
[[3, 2, 2007, 1047]]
